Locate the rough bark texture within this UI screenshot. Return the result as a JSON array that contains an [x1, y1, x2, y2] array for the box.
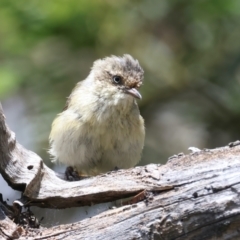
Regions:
[[0, 103, 240, 240]]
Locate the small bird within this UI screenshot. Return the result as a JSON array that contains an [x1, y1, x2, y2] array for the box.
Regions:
[[49, 54, 145, 178]]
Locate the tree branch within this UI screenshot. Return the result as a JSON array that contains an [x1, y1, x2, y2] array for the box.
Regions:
[[1, 103, 240, 239]]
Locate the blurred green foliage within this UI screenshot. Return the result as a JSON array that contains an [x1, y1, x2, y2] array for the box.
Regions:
[[1, 0, 240, 164]]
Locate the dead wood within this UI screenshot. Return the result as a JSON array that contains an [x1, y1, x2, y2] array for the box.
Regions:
[[0, 103, 240, 240]]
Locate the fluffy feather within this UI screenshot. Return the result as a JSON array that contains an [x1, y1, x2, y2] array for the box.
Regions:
[[49, 54, 145, 175]]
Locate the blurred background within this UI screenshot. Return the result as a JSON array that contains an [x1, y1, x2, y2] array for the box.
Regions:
[[1, 0, 240, 226]]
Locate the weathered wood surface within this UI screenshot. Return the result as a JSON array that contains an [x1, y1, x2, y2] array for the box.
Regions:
[[1, 103, 240, 239]]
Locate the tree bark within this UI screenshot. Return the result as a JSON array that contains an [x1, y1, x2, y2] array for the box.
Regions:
[[0, 103, 240, 240]]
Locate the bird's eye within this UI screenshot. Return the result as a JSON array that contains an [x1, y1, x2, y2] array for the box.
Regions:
[[112, 76, 122, 84]]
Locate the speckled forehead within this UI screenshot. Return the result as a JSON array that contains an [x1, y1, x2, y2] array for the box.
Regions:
[[108, 57, 143, 79]]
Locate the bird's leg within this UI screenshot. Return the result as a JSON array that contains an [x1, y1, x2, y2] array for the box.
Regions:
[[65, 166, 90, 181], [65, 166, 81, 181], [113, 166, 120, 171]]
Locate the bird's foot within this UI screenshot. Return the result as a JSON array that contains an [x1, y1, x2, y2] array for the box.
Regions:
[[65, 166, 81, 181], [113, 166, 120, 171]]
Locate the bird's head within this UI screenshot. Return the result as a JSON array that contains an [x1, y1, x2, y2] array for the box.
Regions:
[[91, 54, 144, 100]]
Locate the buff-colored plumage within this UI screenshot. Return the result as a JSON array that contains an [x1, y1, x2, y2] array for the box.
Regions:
[[49, 54, 145, 176]]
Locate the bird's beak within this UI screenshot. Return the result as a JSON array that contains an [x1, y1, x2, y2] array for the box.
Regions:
[[125, 88, 142, 100]]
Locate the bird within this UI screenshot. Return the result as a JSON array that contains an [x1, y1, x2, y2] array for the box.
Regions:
[[49, 54, 145, 179]]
